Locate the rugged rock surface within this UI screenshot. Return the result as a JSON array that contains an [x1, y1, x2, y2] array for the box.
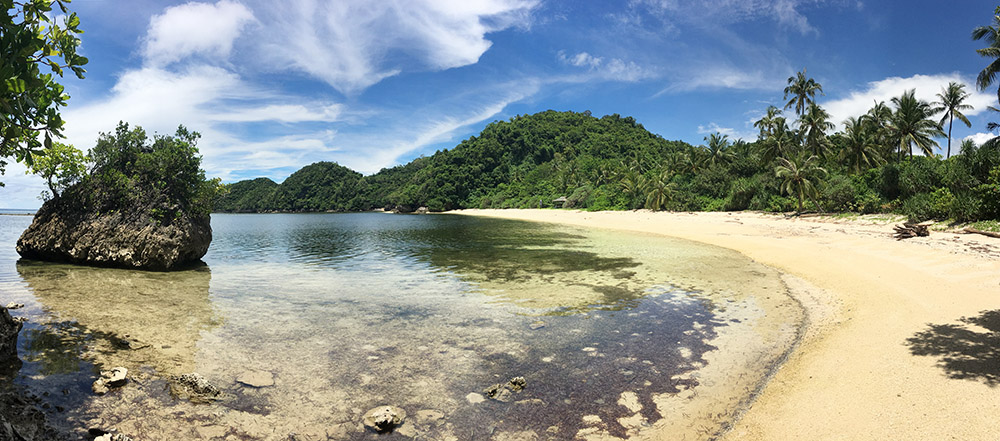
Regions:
[[0, 307, 22, 371], [362, 406, 406, 433], [169, 373, 221, 403], [16, 195, 211, 270]]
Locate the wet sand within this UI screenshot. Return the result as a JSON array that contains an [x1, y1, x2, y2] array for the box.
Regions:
[[453, 209, 1000, 440]]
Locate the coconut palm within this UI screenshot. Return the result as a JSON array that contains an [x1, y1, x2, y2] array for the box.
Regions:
[[619, 169, 644, 209], [890, 89, 945, 159], [973, 7, 1000, 103], [840, 116, 883, 173], [642, 170, 677, 211], [863, 100, 895, 161], [703, 132, 732, 167], [931, 82, 974, 158], [798, 102, 835, 158], [754, 106, 782, 138], [775, 154, 827, 213], [756, 116, 797, 165], [783, 69, 824, 117]]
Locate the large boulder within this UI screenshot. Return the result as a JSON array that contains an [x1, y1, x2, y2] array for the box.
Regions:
[[16, 196, 211, 270], [0, 307, 21, 371]]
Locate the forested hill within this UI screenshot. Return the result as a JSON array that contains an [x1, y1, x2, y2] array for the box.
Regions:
[[215, 110, 694, 212]]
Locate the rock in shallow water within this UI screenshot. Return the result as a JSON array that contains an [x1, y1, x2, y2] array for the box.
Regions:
[[236, 370, 274, 388], [0, 307, 23, 370], [169, 373, 221, 402], [362, 406, 406, 433], [16, 195, 211, 271]]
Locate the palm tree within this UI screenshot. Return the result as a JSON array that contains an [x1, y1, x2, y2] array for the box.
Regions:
[[703, 132, 732, 167], [973, 7, 1000, 103], [754, 106, 782, 138], [798, 102, 835, 158], [619, 169, 644, 209], [784, 69, 824, 117], [643, 170, 677, 211], [840, 116, 883, 173], [890, 89, 945, 159], [756, 116, 797, 165], [931, 82, 974, 158], [775, 154, 827, 213]]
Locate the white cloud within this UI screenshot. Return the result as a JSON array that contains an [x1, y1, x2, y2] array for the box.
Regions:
[[657, 65, 779, 94], [253, 0, 539, 95], [558, 51, 653, 82], [696, 122, 758, 142], [143, 0, 255, 66], [824, 73, 994, 129], [964, 132, 996, 147]]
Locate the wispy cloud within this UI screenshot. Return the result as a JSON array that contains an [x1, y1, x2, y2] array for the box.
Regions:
[[696, 122, 758, 142], [631, 0, 830, 35], [557, 51, 653, 82], [252, 0, 540, 95]]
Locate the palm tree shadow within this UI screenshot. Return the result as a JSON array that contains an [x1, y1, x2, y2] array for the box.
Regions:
[[907, 310, 1000, 386]]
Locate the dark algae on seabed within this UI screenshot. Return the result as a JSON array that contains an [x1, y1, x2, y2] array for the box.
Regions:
[[0, 213, 803, 440]]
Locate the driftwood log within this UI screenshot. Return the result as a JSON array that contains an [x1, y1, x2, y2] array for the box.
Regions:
[[894, 221, 933, 240], [960, 227, 1000, 239]]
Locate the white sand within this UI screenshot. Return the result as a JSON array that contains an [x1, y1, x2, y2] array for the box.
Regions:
[[453, 209, 1000, 440]]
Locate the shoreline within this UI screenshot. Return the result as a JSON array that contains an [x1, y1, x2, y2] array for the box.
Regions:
[[451, 208, 1000, 440]]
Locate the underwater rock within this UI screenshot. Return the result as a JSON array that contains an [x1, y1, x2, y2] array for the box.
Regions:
[[236, 370, 274, 388], [4, 303, 23, 310], [93, 432, 135, 441], [92, 367, 128, 395], [362, 406, 406, 433], [0, 307, 23, 370], [414, 409, 445, 426], [528, 321, 546, 330], [169, 373, 221, 402], [484, 376, 528, 402]]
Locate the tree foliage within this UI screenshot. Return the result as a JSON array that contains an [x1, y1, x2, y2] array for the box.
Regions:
[[1, 0, 87, 182], [25, 140, 84, 199]]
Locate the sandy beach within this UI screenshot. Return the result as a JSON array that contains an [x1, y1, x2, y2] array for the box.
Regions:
[[454, 209, 1000, 440]]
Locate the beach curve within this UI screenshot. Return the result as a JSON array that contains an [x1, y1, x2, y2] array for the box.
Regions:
[[452, 209, 1000, 440]]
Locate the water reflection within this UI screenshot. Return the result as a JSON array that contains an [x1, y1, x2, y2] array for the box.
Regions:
[[15, 260, 218, 376]]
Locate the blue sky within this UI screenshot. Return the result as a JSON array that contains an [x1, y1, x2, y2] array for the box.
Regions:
[[2, 0, 999, 208]]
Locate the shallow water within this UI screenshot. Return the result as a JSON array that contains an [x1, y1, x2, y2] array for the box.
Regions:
[[0, 212, 803, 440]]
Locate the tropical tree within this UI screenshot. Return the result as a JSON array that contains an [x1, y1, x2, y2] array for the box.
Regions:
[[775, 154, 827, 213], [863, 100, 894, 160], [756, 116, 797, 165], [839, 117, 883, 173], [973, 6, 1000, 103], [931, 82, 974, 158], [798, 102, 835, 158], [642, 170, 676, 211], [1, 0, 88, 183], [783, 69, 824, 117], [890, 89, 945, 159], [754, 106, 783, 138], [619, 169, 644, 209], [25, 141, 86, 199], [703, 132, 732, 167]]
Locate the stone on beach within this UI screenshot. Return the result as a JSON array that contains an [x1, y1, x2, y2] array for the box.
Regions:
[[92, 367, 128, 395], [0, 307, 22, 370]]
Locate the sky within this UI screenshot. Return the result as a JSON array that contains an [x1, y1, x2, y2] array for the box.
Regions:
[[2, 0, 1000, 208]]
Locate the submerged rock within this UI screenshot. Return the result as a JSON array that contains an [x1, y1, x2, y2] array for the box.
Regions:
[[236, 370, 274, 388], [169, 373, 221, 402], [92, 367, 128, 395], [362, 406, 406, 433], [4, 303, 23, 310], [16, 195, 211, 270], [484, 376, 528, 402], [0, 307, 22, 371]]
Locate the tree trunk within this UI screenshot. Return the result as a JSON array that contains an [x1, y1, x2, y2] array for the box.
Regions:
[[947, 113, 954, 159]]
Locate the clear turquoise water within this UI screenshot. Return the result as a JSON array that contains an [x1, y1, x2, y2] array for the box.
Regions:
[[0, 212, 801, 440]]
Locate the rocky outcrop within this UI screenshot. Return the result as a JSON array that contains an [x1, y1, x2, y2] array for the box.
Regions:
[[16, 196, 211, 271], [0, 307, 22, 371]]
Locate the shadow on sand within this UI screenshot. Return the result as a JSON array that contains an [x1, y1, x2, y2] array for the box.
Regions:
[[906, 309, 1000, 386]]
